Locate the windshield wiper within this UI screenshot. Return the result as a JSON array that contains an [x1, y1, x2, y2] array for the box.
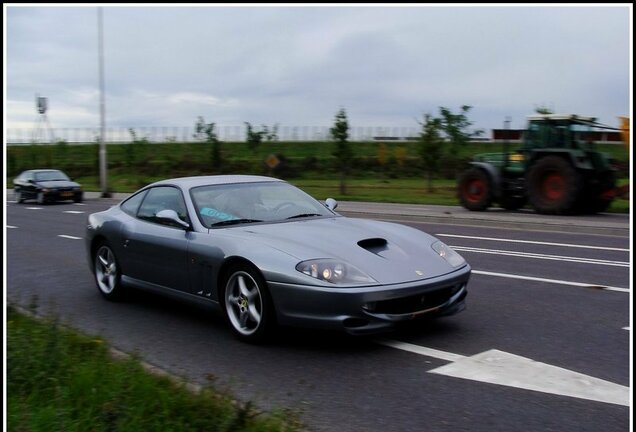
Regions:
[[211, 218, 262, 227], [286, 213, 323, 220]]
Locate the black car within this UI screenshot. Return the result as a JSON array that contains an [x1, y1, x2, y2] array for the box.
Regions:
[[13, 169, 83, 204]]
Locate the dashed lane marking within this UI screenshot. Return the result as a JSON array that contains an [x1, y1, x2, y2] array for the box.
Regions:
[[63, 210, 85, 214], [57, 234, 82, 240], [472, 270, 629, 293], [26, 207, 43, 210], [7, 225, 18, 229], [437, 234, 629, 252], [452, 246, 629, 267]]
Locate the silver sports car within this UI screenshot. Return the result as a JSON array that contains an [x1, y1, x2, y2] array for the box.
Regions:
[[86, 175, 470, 342]]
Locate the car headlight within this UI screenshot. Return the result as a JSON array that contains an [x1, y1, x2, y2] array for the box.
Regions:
[[41, 188, 50, 193], [432, 241, 465, 267], [296, 259, 377, 285]]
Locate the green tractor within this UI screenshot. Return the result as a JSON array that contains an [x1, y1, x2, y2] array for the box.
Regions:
[[457, 114, 619, 214]]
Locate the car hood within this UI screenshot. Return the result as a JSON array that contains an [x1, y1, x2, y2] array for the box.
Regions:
[[37, 180, 80, 188], [225, 217, 463, 285]]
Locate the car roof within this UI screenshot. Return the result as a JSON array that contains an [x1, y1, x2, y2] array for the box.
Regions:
[[25, 169, 65, 173], [147, 175, 285, 189]]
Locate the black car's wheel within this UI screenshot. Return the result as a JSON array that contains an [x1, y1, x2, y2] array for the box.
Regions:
[[74, 195, 83, 203], [15, 190, 24, 203], [94, 243, 125, 300], [221, 263, 275, 343], [458, 167, 493, 211]]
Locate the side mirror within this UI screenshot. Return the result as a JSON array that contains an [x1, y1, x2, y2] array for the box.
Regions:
[[325, 198, 338, 211], [156, 209, 190, 229]]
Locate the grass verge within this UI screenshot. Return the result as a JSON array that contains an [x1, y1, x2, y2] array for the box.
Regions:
[[7, 306, 301, 432], [45, 175, 631, 214]]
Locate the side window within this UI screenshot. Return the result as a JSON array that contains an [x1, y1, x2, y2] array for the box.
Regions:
[[121, 190, 148, 217], [137, 186, 188, 227]]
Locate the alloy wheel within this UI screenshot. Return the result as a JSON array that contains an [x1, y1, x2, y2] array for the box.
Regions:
[[95, 245, 118, 294], [225, 271, 263, 336]]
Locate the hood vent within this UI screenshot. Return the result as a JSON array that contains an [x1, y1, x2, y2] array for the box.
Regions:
[[358, 238, 388, 254]]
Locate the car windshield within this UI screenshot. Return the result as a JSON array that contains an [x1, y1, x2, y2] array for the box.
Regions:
[[190, 181, 335, 228], [34, 170, 70, 181]]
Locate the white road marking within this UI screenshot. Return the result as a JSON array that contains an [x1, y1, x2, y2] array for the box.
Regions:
[[452, 245, 629, 267], [472, 270, 629, 293], [7, 225, 18, 229], [73, 203, 86, 206], [63, 210, 85, 214], [430, 349, 629, 407], [437, 234, 629, 252], [377, 339, 464, 362], [378, 339, 629, 407], [26, 207, 43, 210], [623, 327, 630, 331], [7, 200, 17, 203], [57, 234, 82, 240]]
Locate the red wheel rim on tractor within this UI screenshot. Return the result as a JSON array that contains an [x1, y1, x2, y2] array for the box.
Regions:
[[464, 178, 486, 203], [542, 173, 566, 201]]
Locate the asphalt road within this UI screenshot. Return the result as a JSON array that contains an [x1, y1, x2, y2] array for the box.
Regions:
[[5, 197, 631, 432]]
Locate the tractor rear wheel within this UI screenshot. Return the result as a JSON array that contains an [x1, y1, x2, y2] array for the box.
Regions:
[[458, 167, 493, 211], [526, 156, 582, 215]]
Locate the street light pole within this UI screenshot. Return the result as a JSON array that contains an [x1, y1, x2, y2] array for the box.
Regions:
[[98, 7, 109, 197]]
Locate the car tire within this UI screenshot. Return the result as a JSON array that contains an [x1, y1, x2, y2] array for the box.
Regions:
[[94, 242, 125, 301], [221, 263, 276, 343], [74, 195, 83, 203], [15, 190, 24, 203]]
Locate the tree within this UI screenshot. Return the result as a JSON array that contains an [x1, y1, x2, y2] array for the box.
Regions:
[[438, 105, 483, 176], [245, 122, 265, 152], [245, 122, 280, 152], [418, 113, 444, 192], [194, 116, 221, 170], [262, 124, 279, 142], [330, 108, 352, 194]]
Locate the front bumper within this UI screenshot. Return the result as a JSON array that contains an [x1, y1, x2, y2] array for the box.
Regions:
[[268, 265, 470, 335], [42, 189, 83, 202]]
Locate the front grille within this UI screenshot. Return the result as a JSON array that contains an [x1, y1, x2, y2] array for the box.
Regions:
[[365, 284, 463, 315]]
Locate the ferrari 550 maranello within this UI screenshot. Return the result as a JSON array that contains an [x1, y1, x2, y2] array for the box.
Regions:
[[86, 175, 470, 342]]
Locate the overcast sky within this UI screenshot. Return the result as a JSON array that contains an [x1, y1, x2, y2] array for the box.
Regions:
[[4, 4, 632, 134]]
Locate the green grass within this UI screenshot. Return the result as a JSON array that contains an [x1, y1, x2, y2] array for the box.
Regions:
[[38, 175, 628, 214], [7, 306, 301, 432]]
